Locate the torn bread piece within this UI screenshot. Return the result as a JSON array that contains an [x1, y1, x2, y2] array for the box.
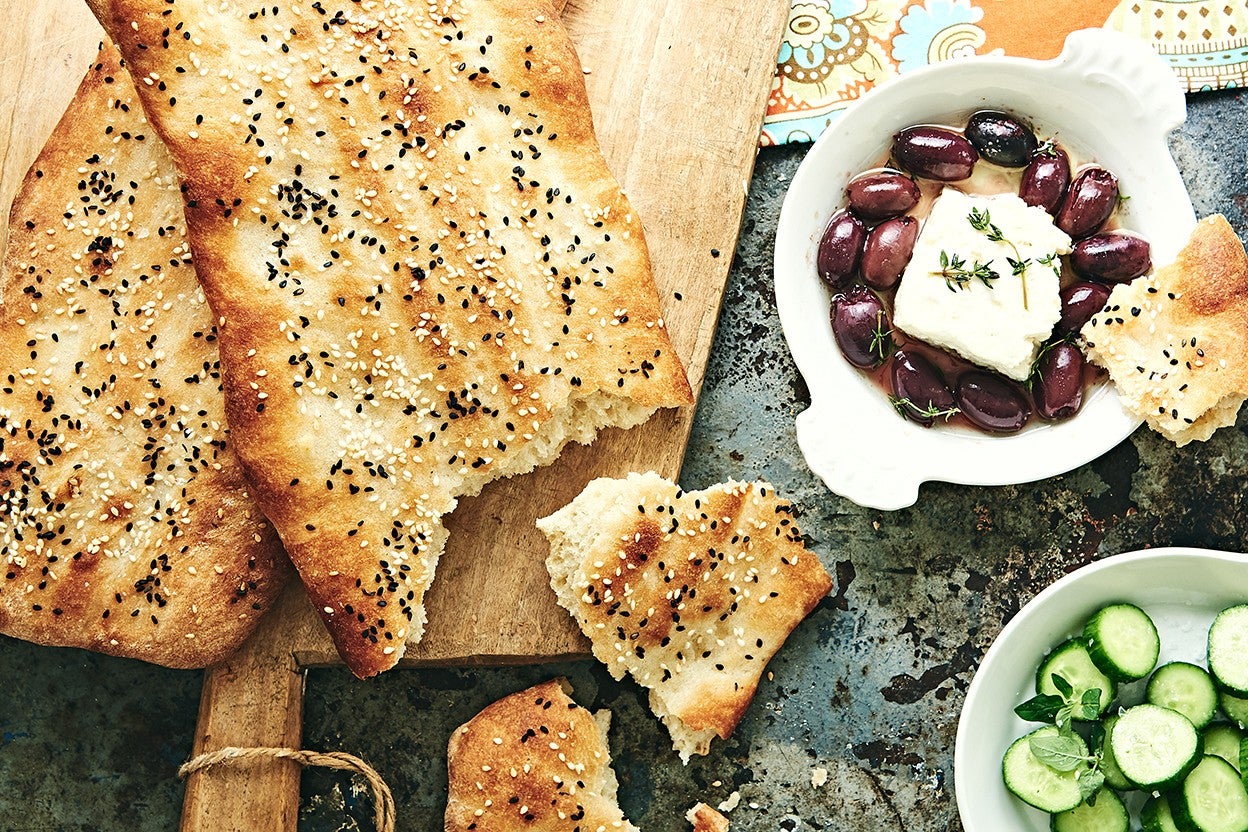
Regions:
[[444, 679, 639, 832], [0, 45, 290, 666], [1082, 214, 1248, 446], [686, 803, 730, 832], [86, 0, 693, 677], [538, 472, 833, 760]]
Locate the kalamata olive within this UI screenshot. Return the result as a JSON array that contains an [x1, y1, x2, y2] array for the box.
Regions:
[[861, 216, 919, 290], [1056, 282, 1112, 336], [890, 349, 958, 426], [1019, 147, 1071, 214], [1033, 342, 1085, 421], [1056, 167, 1119, 239], [955, 371, 1031, 433], [817, 210, 866, 288], [830, 287, 891, 369], [1070, 232, 1151, 284], [965, 111, 1038, 168], [892, 126, 978, 182], [846, 171, 921, 221]]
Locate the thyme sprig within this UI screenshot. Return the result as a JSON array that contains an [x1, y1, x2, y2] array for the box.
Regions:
[[935, 250, 999, 292], [968, 208, 1031, 309], [889, 396, 960, 422], [1037, 252, 1062, 280], [868, 311, 893, 363]]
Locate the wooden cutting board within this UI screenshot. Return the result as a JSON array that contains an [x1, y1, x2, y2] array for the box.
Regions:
[[0, 0, 789, 827]]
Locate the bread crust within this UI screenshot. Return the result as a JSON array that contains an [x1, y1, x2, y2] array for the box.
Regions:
[[686, 803, 730, 832], [538, 473, 832, 758], [1083, 215, 1248, 445], [444, 679, 639, 832], [85, 0, 692, 676], [0, 45, 290, 667]]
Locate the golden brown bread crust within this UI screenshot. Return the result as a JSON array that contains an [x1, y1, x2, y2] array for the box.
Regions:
[[538, 473, 832, 758], [86, 0, 692, 677], [444, 679, 639, 832], [0, 45, 290, 667], [1082, 215, 1248, 445], [686, 803, 730, 832]]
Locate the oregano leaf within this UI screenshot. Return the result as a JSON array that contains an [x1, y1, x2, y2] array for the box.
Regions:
[[1051, 674, 1074, 699], [1077, 768, 1105, 803], [1079, 689, 1102, 721], [1029, 733, 1088, 772], [1014, 694, 1065, 723]]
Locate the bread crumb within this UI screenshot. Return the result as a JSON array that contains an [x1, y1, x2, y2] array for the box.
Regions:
[[811, 766, 828, 788], [717, 791, 741, 813]]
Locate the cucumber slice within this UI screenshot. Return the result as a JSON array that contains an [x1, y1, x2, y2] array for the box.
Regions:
[[1172, 755, 1248, 832], [1111, 703, 1202, 789], [1050, 788, 1128, 832], [1142, 795, 1183, 832], [1149, 662, 1219, 729], [1099, 714, 1131, 791], [1002, 726, 1086, 813], [1204, 723, 1245, 774], [1036, 639, 1117, 717], [1210, 606, 1248, 696], [1222, 691, 1248, 730], [1083, 603, 1160, 682], [1242, 737, 1248, 792]]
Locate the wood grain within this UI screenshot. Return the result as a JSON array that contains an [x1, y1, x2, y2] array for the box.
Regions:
[[0, 1, 102, 256], [0, 0, 788, 828]]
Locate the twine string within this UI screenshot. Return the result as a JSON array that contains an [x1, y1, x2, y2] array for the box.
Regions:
[[179, 746, 395, 832]]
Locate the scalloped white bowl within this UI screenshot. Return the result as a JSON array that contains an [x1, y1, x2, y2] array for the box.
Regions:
[[774, 29, 1196, 510], [955, 548, 1248, 832]]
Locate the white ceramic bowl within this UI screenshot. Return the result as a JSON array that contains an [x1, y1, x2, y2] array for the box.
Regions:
[[955, 548, 1248, 831], [774, 29, 1196, 510]]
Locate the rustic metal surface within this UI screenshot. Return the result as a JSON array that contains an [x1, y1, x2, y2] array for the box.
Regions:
[[2, 89, 1247, 832]]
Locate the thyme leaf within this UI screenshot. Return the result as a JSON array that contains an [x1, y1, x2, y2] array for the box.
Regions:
[[966, 208, 1031, 309], [935, 250, 999, 292], [889, 396, 961, 422]]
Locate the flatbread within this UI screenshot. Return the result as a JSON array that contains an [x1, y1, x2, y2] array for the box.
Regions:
[[686, 803, 730, 832], [0, 45, 290, 667], [444, 679, 639, 832], [85, 0, 693, 676], [1082, 214, 1248, 446], [538, 472, 832, 760]]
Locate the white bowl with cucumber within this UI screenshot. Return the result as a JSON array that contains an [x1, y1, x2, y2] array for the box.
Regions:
[[956, 548, 1248, 832]]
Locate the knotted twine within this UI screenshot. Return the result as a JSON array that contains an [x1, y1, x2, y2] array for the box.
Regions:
[[179, 746, 395, 832]]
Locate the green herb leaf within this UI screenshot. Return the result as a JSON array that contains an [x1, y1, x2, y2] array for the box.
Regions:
[[888, 396, 961, 423], [1078, 689, 1102, 721], [1037, 252, 1063, 280], [1051, 674, 1074, 699], [966, 207, 1030, 308], [868, 311, 892, 363], [1029, 733, 1089, 772], [933, 250, 999, 292], [1077, 768, 1105, 804], [967, 208, 1005, 243], [1087, 721, 1106, 751], [1014, 694, 1065, 723]]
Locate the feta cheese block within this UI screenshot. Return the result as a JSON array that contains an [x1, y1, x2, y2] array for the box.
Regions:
[[893, 190, 1072, 380]]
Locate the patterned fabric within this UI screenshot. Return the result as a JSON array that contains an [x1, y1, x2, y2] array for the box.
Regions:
[[762, 0, 1248, 146]]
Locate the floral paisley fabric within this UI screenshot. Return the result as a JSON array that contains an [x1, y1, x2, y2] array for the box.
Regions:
[[762, 0, 1248, 146]]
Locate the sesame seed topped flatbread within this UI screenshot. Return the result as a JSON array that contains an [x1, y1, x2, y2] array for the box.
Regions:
[[85, 0, 692, 676], [1082, 214, 1248, 446], [445, 679, 640, 832], [538, 472, 832, 760], [0, 45, 290, 667]]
